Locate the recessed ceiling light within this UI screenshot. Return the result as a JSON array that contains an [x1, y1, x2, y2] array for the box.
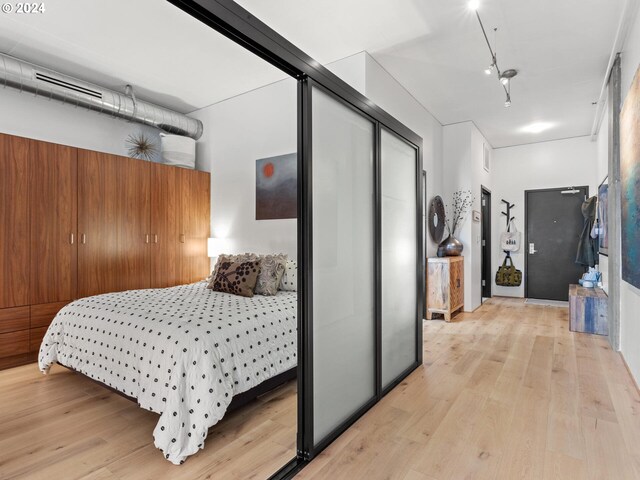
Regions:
[[521, 122, 554, 133], [468, 0, 480, 11]]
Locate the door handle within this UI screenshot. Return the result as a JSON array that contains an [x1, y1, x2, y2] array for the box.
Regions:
[[529, 243, 537, 254], [154, 234, 158, 244], [179, 233, 185, 244], [69, 233, 74, 245], [145, 234, 150, 244], [81, 234, 86, 245]]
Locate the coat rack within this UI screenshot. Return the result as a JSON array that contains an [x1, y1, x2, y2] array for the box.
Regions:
[[501, 199, 515, 256]]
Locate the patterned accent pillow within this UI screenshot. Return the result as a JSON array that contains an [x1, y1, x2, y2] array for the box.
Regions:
[[208, 260, 260, 297], [208, 253, 259, 289], [254, 254, 288, 296], [279, 260, 297, 291]]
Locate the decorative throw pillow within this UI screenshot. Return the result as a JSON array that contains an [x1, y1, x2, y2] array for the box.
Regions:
[[208, 253, 259, 289], [279, 260, 297, 291], [208, 260, 260, 297], [254, 254, 287, 296]]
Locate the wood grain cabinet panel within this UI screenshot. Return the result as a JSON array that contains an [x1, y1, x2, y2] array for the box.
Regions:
[[31, 301, 69, 328], [0, 307, 30, 334], [29, 326, 49, 353], [78, 150, 120, 297], [179, 168, 211, 285], [29, 140, 77, 304], [151, 163, 181, 288], [0, 330, 29, 358], [426, 256, 464, 322], [78, 151, 151, 296], [0, 133, 30, 308], [117, 156, 150, 292]]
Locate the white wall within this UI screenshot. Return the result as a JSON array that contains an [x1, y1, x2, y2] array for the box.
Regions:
[[192, 51, 444, 264], [491, 136, 599, 298], [364, 54, 444, 256], [326, 52, 367, 96], [0, 86, 163, 163], [617, 4, 640, 382], [190, 78, 298, 258], [188, 53, 368, 262], [442, 121, 492, 312]]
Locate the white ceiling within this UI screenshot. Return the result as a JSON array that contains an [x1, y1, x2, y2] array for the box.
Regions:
[[0, 0, 626, 147], [236, 0, 625, 147], [0, 0, 285, 113]]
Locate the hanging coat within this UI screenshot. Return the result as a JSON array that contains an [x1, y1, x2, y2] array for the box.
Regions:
[[576, 196, 598, 267]]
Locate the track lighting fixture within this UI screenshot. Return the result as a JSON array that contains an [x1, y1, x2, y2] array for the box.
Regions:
[[472, 6, 518, 107]]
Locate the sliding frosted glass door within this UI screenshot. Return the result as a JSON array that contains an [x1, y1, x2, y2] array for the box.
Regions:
[[381, 127, 419, 388], [310, 85, 376, 446]]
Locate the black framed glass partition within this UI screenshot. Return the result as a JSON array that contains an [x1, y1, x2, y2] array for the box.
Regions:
[[311, 85, 377, 444], [381, 128, 420, 391], [298, 79, 423, 461], [167, 1, 424, 476]]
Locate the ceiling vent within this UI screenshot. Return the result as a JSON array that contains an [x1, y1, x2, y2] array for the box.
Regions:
[[35, 72, 103, 99]]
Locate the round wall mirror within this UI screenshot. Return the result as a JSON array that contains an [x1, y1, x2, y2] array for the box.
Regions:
[[428, 195, 445, 244]]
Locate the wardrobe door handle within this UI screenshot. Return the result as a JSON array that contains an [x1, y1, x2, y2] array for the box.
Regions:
[[179, 234, 185, 244], [81, 234, 86, 244], [69, 233, 74, 245], [146, 234, 150, 244], [154, 234, 158, 244]]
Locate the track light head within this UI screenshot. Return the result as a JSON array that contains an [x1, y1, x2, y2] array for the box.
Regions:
[[468, 0, 480, 11], [500, 69, 518, 85], [484, 64, 494, 75], [505, 94, 512, 108]]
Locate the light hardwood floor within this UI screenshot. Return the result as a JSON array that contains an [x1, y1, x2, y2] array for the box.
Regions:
[[301, 297, 640, 480], [0, 366, 296, 479], [2, 297, 639, 480]]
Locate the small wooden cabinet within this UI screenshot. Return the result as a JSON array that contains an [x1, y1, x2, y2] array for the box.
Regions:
[[426, 256, 464, 321]]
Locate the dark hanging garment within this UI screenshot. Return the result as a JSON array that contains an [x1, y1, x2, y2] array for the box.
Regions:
[[576, 196, 598, 267]]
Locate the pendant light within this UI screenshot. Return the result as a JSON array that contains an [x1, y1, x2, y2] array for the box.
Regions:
[[470, 1, 518, 107]]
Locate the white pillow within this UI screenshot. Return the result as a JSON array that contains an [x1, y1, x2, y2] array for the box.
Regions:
[[279, 260, 297, 291]]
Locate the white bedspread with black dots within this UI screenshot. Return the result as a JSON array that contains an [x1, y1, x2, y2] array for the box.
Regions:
[[38, 281, 297, 465]]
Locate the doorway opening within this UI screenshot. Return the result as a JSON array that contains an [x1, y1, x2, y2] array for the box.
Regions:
[[481, 186, 492, 302]]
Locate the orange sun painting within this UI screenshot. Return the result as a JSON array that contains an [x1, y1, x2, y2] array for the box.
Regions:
[[256, 153, 297, 220]]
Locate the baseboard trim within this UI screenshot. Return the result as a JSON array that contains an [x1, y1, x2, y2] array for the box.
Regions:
[[619, 353, 640, 395]]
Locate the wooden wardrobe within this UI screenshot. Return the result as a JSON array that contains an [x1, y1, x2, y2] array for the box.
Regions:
[[0, 132, 210, 370]]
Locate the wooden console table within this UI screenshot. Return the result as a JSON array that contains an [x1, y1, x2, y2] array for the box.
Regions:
[[568, 284, 608, 335], [426, 256, 464, 321]]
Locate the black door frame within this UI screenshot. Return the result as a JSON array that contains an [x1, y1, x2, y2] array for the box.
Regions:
[[167, 1, 425, 478], [524, 186, 588, 299], [481, 186, 492, 301]]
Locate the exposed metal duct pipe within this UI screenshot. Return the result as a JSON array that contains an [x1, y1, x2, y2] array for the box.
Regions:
[[0, 53, 203, 140]]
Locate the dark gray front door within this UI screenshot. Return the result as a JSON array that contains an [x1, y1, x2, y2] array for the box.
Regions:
[[525, 186, 588, 301]]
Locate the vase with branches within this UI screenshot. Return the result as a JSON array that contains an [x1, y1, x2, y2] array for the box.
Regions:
[[446, 190, 474, 237], [438, 189, 474, 257]]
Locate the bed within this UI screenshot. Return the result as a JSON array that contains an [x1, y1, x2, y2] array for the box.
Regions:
[[38, 281, 297, 464]]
